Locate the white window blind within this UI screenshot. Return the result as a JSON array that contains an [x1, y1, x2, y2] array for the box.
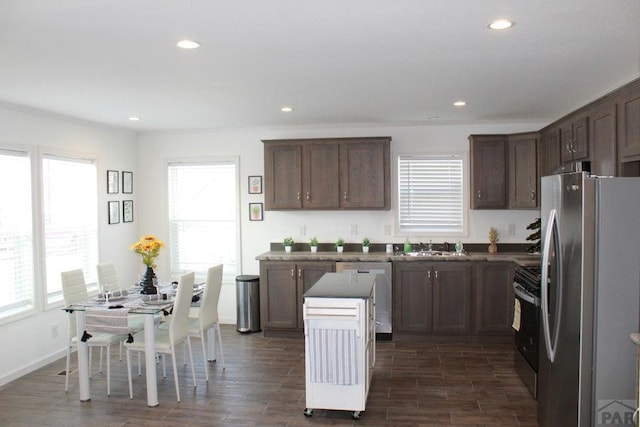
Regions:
[[42, 155, 99, 301], [168, 161, 238, 283], [398, 155, 464, 233], [0, 149, 34, 317]]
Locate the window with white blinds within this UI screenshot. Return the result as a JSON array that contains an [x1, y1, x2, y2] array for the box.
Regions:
[[398, 155, 464, 234], [0, 150, 34, 317], [168, 161, 238, 283], [42, 154, 99, 302]]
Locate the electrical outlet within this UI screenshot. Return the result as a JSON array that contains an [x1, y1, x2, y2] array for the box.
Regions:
[[350, 224, 358, 236], [384, 224, 392, 236], [507, 224, 516, 236], [299, 225, 306, 236], [51, 324, 58, 338]]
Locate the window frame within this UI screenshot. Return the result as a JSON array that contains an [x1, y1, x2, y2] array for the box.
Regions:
[[394, 151, 469, 238], [165, 156, 242, 284]]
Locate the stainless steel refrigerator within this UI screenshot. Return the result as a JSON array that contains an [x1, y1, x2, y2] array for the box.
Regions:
[[538, 171, 640, 426]]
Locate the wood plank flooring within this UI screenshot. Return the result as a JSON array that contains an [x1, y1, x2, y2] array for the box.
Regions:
[[0, 326, 538, 426]]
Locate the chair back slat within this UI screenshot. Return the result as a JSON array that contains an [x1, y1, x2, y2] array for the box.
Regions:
[[169, 271, 195, 344], [200, 264, 223, 329]]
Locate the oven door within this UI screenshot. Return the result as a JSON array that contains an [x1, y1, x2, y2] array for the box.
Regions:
[[513, 283, 540, 373]]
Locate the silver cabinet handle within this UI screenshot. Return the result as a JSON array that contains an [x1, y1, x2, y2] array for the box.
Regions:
[[298, 269, 302, 280], [343, 191, 348, 201], [435, 271, 438, 280], [306, 192, 310, 201], [290, 268, 295, 279], [297, 192, 301, 201], [531, 190, 536, 201], [477, 190, 481, 200]]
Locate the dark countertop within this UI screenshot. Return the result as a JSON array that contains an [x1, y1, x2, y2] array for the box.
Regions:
[[256, 250, 541, 265], [304, 272, 376, 299]]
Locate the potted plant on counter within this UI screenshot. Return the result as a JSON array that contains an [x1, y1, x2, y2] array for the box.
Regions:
[[310, 236, 319, 253], [284, 236, 294, 253], [335, 237, 345, 253], [362, 237, 371, 253]]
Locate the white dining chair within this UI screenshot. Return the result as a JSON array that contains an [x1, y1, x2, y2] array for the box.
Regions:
[[96, 262, 120, 293], [188, 264, 225, 382], [124, 271, 197, 402], [61, 269, 127, 396]]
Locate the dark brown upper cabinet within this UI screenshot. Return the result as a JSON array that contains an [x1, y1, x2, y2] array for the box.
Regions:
[[539, 127, 561, 178], [619, 83, 640, 160], [508, 133, 539, 209], [560, 114, 589, 163], [469, 135, 508, 209], [263, 137, 391, 210], [589, 100, 617, 177]]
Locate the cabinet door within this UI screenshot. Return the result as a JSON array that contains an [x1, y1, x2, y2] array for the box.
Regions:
[[470, 135, 508, 209], [475, 263, 515, 334], [590, 101, 617, 177], [259, 262, 298, 329], [539, 128, 561, 177], [296, 261, 335, 328], [393, 263, 432, 333], [339, 139, 390, 209], [619, 84, 640, 159], [560, 116, 589, 163], [264, 144, 302, 209], [508, 133, 538, 209], [302, 143, 340, 208], [432, 262, 472, 333]]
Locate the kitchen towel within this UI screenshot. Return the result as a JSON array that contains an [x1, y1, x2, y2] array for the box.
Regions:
[[512, 298, 521, 331], [85, 306, 130, 335], [308, 328, 358, 385]]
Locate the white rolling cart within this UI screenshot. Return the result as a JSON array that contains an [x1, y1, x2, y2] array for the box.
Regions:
[[302, 272, 375, 420]]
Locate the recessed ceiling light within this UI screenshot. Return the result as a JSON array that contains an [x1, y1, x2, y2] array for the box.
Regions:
[[281, 106, 294, 112], [128, 116, 141, 121], [488, 19, 514, 30], [426, 116, 440, 120], [453, 101, 467, 107], [176, 39, 200, 49]]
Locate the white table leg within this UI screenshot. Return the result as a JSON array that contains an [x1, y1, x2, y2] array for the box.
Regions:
[[206, 326, 216, 361], [75, 310, 90, 401], [143, 314, 159, 407]]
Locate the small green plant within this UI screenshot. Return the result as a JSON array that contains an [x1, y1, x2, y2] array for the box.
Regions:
[[335, 237, 345, 247], [362, 237, 370, 247], [309, 236, 318, 246], [283, 237, 294, 247]]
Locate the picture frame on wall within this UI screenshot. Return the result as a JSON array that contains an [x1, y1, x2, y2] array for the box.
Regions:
[[107, 170, 119, 194], [108, 201, 120, 224], [122, 171, 133, 194], [248, 175, 262, 194], [249, 202, 263, 221], [123, 200, 133, 223]]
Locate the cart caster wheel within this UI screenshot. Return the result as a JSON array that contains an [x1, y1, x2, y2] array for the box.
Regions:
[[352, 411, 362, 420], [303, 408, 313, 417]]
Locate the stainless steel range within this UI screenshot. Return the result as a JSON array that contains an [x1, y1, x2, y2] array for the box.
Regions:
[[512, 263, 541, 399]]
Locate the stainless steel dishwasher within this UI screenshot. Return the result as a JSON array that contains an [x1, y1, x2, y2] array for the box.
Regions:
[[335, 262, 392, 340]]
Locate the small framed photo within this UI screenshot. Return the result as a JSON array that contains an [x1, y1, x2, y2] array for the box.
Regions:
[[107, 170, 119, 194], [108, 201, 120, 224], [123, 200, 134, 223], [248, 175, 262, 194], [249, 202, 263, 221], [122, 171, 133, 194]]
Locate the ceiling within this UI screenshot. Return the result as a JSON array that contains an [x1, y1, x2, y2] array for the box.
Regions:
[[1, 0, 639, 132]]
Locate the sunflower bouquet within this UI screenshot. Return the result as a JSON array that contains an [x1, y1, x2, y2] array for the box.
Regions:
[[130, 235, 165, 268]]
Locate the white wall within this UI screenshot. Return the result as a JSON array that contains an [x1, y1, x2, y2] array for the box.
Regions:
[[136, 121, 546, 324], [0, 103, 138, 385]]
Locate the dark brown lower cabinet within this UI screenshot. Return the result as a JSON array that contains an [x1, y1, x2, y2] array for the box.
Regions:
[[259, 261, 334, 335], [394, 261, 514, 338], [474, 262, 515, 334], [394, 262, 472, 335]]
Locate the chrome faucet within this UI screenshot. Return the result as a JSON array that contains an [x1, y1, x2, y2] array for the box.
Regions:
[[428, 240, 433, 251]]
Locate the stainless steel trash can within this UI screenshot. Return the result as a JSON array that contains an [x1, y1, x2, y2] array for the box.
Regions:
[[236, 275, 260, 333]]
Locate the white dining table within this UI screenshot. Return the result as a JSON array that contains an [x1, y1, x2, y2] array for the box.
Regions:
[[68, 284, 206, 407]]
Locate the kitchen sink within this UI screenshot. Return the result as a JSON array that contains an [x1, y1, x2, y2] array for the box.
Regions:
[[404, 251, 467, 257]]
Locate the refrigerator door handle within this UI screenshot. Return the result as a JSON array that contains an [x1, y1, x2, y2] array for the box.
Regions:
[[541, 208, 559, 363]]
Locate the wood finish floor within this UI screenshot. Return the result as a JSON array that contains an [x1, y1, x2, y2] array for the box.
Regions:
[[0, 325, 538, 426]]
